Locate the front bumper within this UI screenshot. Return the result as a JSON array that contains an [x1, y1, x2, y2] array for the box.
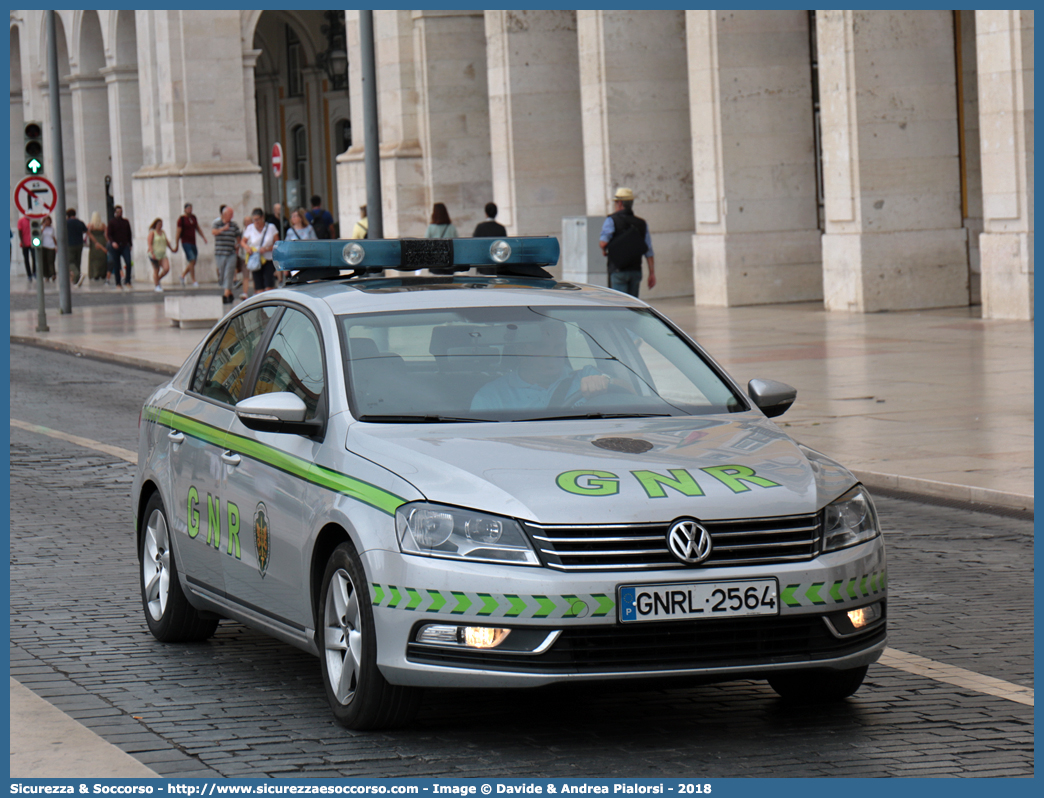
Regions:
[[363, 536, 887, 689]]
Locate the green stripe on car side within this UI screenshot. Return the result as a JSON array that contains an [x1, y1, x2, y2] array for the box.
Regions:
[[148, 407, 406, 516]]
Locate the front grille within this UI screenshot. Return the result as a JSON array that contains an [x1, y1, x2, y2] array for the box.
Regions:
[[526, 513, 822, 572], [408, 615, 885, 674]]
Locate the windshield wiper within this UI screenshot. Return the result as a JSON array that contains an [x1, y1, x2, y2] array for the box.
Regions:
[[357, 414, 493, 423], [513, 412, 673, 422]]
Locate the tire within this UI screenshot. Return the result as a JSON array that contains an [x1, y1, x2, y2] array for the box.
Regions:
[[319, 541, 421, 729], [768, 665, 868, 702], [139, 492, 219, 643]]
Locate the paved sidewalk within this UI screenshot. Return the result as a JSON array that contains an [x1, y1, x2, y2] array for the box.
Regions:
[[6, 271, 1034, 777]]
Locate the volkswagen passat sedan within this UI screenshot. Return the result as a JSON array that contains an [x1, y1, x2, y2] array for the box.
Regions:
[[133, 236, 886, 729]]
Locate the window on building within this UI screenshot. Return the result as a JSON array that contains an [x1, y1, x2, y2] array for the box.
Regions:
[[286, 25, 303, 98]]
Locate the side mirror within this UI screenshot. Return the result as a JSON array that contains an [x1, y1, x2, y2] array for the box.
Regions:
[[748, 378, 797, 418], [235, 392, 322, 435]]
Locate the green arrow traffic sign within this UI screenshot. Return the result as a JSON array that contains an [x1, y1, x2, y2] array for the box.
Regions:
[[27, 158, 42, 175]]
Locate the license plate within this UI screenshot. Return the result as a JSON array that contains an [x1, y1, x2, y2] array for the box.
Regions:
[[618, 578, 779, 623]]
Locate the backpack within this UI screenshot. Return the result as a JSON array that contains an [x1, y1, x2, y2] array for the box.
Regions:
[[310, 210, 331, 240], [606, 212, 648, 271]]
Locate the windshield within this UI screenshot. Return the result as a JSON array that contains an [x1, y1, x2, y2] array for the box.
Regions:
[[339, 306, 746, 422]]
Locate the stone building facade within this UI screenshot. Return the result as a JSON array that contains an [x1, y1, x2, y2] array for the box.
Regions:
[[10, 9, 1033, 318]]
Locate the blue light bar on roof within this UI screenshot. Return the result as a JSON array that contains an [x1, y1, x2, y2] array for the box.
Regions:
[[272, 236, 560, 273]]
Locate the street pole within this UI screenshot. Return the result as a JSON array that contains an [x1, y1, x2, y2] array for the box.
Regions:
[[46, 10, 71, 315], [360, 10, 383, 239]]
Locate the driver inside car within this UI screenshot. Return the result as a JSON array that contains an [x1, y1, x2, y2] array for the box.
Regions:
[[470, 320, 622, 412]]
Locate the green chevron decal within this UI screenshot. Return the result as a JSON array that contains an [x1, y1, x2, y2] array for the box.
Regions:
[[145, 406, 406, 516], [533, 596, 556, 618], [592, 594, 614, 617], [477, 593, 499, 616], [804, 582, 825, 605], [370, 586, 618, 620], [505, 595, 527, 617], [829, 581, 844, 602], [450, 592, 473, 615], [426, 590, 446, 613], [779, 569, 888, 608], [404, 587, 423, 610]]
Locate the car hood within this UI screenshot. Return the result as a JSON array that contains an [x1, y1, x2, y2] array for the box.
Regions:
[[345, 414, 856, 524]]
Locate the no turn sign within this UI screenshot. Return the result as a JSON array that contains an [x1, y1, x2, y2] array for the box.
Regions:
[[272, 142, 283, 178], [14, 176, 58, 219]]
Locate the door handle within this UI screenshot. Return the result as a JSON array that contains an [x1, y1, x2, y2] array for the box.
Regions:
[[167, 430, 185, 444], [220, 451, 242, 467]]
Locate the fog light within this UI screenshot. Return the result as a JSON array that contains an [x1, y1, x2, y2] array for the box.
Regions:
[[847, 603, 882, 629], [490, 240, 512, 263], [463, 627, 510, 649], [415, 624, 511, 649], [343, 242, 365, 266], [416, 624, 459, 646]]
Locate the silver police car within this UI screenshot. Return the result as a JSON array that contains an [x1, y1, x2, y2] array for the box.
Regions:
[[133, 236, 886, 729]]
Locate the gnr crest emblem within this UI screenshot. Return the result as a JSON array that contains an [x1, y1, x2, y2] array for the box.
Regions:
[[254, 502, 271, 578]]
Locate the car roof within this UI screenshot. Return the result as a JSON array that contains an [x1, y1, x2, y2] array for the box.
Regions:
[[262, 275, 649, 315]]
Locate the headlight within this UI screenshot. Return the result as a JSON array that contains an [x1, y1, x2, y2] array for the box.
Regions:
[[822, 485, 881, 552], [395, 503, 540, 566]]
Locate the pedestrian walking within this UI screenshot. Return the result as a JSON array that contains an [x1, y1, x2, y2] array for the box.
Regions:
[[65, 208, 88, 286], [147, 218, 175, 292], [86, 213, 109, 283], [211, 205, 241, 305], [107, 205, 134, 289], [39, 215, 57, 281], [425, 203, 457, 239], [306, 195, 335, 239], [267, 202, 288, 238], [17, 213, 36, 283], [284, 207, 317, 241], [599, 187, 655, 297], [241, 207, 280, 295], [472, 202, 507, 237], [351, 205, 368, 239], [174, 202, 207, 287]]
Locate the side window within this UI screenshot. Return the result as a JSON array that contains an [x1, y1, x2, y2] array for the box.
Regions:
[[190, 325, 226, 394], [198, 307, 278, 405], [248, 308, 325, 419]]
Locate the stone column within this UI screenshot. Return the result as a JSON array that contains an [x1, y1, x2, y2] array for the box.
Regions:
[[68, 72, 111, 222], [976, 10, 1033, 320], [817, 10, 968, 312], [485, 10, 585, 244], [101, 65, 142, 220], [413, 9, 492, 237], [132, 10, 262, 284], [340, 10, 426, 239], [688, 10, 822, 306], [242, 48, 263, 167], [577, 10, 693, 298]]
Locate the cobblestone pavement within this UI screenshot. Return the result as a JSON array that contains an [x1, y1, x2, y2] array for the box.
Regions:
[[9, 346, 1034, 778]]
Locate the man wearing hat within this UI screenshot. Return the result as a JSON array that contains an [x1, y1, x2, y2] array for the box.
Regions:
[[599, 187, 655, 297]]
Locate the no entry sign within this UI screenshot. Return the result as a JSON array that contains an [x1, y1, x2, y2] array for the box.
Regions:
[[272, 142, 283, 178], [14, 176, 58, 218]]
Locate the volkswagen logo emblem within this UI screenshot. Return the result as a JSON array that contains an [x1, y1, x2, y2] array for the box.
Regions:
[[667, 519, 712, 565]]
